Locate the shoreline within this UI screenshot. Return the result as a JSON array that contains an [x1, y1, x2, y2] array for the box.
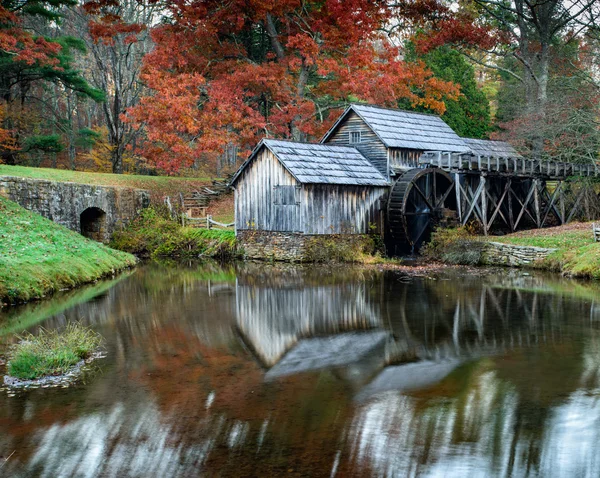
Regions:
[[425, 222, 600, 280]]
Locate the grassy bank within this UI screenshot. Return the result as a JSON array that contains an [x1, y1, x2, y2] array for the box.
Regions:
[[7, 323, 103, 380], [0, 196, 137, 305], [0, 164, 210, 200], [426, 223, 600, 279], [110, 207, 240, 259]]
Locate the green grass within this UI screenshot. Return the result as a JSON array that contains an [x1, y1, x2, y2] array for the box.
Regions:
[[110, 207, 240, 259], [428, 223, 600, 279], [7, 322, 103, 380], [491, 224, 600, 279], [0, 273, 130, 339], [0, 196, 137, 305], [0, 164, 211, 199]]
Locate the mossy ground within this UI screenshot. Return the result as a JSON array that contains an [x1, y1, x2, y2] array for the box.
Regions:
[[426, 223, 600, 279], [7, 323, 103, 380], [110, 207, 240, 259], [0, 196, 136, 305]]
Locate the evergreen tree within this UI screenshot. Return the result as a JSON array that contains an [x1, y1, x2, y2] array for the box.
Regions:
[[0, 0, 103, 164], [401, 45, 492, 138]]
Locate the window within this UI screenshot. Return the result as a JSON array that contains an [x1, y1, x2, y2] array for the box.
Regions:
[[349, 131, 361, 144], [274, 185, 299, 205]]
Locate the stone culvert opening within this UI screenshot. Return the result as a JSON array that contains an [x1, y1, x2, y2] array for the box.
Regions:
[[80, 207, 107, 242]]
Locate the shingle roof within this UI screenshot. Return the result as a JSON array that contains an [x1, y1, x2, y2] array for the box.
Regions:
[[230, 139, 389, 187], [462, 138, 522, 158], [322, 104, 470, 153]]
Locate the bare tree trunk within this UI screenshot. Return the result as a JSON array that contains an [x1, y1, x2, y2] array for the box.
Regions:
[[291, 63, 310, 142]]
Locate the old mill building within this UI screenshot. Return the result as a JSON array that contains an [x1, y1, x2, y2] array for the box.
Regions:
[[230, 103, 594, 260]]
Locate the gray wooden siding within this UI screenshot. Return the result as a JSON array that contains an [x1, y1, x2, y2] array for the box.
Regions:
[[235, 148, 302, 232], [323, 111, 389, 179], [301, 184, 386, 234], [389, 148, 424, 172], [236, 281, 381, 366]]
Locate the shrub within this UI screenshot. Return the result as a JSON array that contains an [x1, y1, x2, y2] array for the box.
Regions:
[[7, 323, 104, 380], [303, 235, 377, 263], [423, 227, 484, 265], [110, 207, 240, 259]]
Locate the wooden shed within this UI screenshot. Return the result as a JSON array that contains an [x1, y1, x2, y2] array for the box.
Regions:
[[321, 104, 469, 177], [230, 139, 389, 238]]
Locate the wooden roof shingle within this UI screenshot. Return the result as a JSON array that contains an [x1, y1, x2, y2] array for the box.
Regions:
[[462, 138, 522, 158], [322, 104, 470, 153], [230, 139, 389, 187]]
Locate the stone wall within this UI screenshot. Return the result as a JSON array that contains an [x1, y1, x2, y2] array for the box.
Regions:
[[237, 230, 376, 262], [480, 241, 557, 267], [0, 176, 149, 243]]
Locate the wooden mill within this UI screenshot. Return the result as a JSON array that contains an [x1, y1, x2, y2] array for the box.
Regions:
[[231, 103, 599, 257]]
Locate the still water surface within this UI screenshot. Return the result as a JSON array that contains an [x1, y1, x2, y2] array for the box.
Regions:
[[1, 262, 600, 477]]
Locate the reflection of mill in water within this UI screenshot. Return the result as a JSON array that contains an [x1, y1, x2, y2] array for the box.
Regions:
[[235, 268, 598, 397]]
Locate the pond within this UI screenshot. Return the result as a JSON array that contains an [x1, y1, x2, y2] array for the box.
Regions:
[[1, 261, 600, 477]]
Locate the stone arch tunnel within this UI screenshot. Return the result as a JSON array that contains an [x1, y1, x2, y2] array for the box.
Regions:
[[80, 206, 108, 242], [0, 176, 150, 243]]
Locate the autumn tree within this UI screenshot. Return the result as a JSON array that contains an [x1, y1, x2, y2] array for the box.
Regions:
[[119, 0, 460, 173], [402, 44, 492, 138], [79, 0, 161, 173], [411, 0, 600, 159], [0, 0, 103, 165]]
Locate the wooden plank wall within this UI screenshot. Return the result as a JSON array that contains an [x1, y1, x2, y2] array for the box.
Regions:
[[389, 148, 424, 172], [301, 184, 387, 234], [323, 111, 389, 178], [236, 282, 381, 366], [235, 148, 302, 232]]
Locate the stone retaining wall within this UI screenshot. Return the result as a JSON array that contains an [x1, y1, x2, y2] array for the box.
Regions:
[[237, 230, 375, 262], [480, 241, 557, 267], [0, 176, 149, 243]]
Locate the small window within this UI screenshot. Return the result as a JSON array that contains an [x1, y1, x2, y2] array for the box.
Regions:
[[274, 185, 299, 205], [350, 131, 361, 144]]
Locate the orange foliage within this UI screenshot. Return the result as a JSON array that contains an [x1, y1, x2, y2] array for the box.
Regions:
[[87, 0, 463, 173], [0, 103, 16, 155]]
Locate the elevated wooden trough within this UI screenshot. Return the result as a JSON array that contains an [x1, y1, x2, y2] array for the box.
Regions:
[[417, 151, 599, 236]]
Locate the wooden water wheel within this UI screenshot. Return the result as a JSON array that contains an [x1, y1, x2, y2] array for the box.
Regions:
[[387, 168, 457, 252]]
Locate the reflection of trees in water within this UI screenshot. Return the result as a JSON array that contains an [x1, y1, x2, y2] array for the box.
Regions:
[[234, 265, 600, 476], [3, 263, 600, 476]]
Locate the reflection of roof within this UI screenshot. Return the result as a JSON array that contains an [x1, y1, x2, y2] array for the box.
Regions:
[[322, 104, 469, 153], [265, 331, 389, 380], [356, 359, 463, 401], [230, 139, 388, 187], [462, 138, 521, 158]]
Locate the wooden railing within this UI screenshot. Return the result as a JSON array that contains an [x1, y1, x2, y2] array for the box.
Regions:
[[420, 151, 599, 179], [182, 214, 234, 229]]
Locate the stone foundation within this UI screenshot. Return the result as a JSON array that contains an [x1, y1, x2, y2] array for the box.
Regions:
[[480, 241, 557, 267], [237, 230, 376, 262], [0, 176, 149, 243]]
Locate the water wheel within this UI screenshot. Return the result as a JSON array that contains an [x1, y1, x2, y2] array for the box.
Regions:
[[387, 168, 457, 252]]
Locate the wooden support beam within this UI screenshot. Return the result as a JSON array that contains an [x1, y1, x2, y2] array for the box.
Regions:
[[461, 177, 486, 226], [533, 179, 542, 228], [507, 179, 515, 231], [486, 180, 511, 230], [481, 176, 488, 234], [540, 182, 563, 227], [512, 181, 537, 230], [454, 173, 462, 223], [566, 186, 587, 223]]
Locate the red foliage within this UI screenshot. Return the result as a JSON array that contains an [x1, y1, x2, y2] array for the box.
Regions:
[[0, 7, 62, 68], [394, 0, 499, 54], [85, 0, 461, 173]]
